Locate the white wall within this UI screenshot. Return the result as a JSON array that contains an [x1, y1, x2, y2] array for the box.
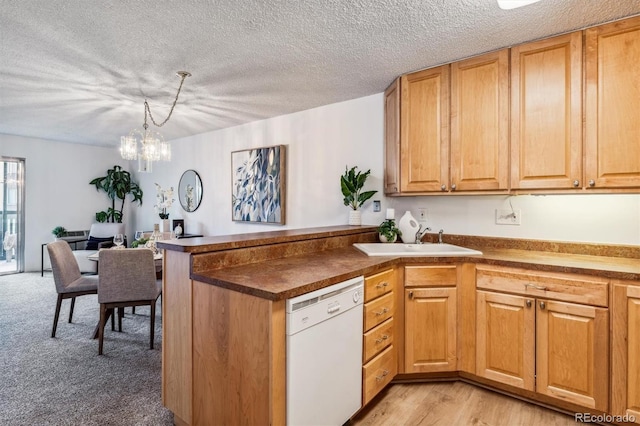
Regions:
[[3, 92, 639, 271], [0, 133, 126, 271], [130, 93, 640, 247]]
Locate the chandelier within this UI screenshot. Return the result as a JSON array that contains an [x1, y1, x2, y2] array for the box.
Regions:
[[120, 71, 191, 172]]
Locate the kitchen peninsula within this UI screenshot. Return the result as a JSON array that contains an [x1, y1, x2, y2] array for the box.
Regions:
[[157, 225, 640, 426]]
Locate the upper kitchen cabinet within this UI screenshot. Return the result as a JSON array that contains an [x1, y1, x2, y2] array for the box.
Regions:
[[384, 79, 401, 195], [400, 65, 450, 193], [450, 49, 510, 192], [510, 32, 583, 190], [585, 16, 640, 190]]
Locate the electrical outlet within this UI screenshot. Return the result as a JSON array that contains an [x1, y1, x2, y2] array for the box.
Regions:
[[418, 208, 428, 222], [373, 200, 381, 212], [496, 209, 522, 225]]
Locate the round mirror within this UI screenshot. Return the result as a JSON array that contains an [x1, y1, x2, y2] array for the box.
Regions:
[[178, 170, 203, 212]]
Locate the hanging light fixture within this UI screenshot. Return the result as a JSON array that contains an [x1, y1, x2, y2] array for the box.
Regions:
[[120, 71, 191, 172]]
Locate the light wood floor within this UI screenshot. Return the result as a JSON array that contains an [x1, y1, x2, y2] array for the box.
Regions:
[[351, 381, 578, 426]]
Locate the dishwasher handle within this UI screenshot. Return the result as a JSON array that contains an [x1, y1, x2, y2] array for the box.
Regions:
[[327, 302, 341, 314]]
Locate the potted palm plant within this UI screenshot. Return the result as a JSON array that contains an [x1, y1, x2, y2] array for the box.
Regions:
[[340, 166, 377, 225], [90, 165, 143, 223]]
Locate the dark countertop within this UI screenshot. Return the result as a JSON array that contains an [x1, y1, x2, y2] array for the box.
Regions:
[[191, 245, 640, 301]]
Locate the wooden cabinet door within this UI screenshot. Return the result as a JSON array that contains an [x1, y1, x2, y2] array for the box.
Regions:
[[585, 16, 640, 189], [405, 287, 456, 372], [400, 65, 450, 192], [450, 49, 509, 192], [476, 291, 535, 390], [510, 32, 582, 190], [627, 286, 640, 422], [536, 299, 609, 411], [384, 78, 401, 195]]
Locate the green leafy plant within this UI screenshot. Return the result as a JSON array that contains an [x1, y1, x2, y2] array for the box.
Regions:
[[378, 219, 401, 242], [51, 226, 67, 238], [340, 166, 377, 210], [90, 165, 143, 223], [130, 237, 149, 248]]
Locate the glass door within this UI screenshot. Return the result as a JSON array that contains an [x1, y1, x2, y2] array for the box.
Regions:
[[0, 158, 25, 275]]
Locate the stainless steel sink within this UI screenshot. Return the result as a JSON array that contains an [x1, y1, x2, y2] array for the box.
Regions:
[[353, 243, 482, 257]]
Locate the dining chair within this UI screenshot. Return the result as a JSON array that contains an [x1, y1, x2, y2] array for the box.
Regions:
[[97, 249, 162, 355], [47, 240, 99, 338]]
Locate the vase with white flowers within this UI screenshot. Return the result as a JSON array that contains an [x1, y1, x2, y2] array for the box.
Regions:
[[154, 183, 175, 232]]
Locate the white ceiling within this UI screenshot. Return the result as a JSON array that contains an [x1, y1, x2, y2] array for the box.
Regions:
[[1, 0, 639, 149]]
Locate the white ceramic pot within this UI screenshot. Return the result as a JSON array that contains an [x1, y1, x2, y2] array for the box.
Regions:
[[160, 219, 170, 233], [348, 210, 362, 226], [378, 233, 397, 243], [398, 210, 420, 243]]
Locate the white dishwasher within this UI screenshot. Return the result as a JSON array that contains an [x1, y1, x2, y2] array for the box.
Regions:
[[286, 276, 364, 426]]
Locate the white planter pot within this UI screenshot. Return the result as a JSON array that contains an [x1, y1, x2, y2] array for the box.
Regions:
[[348, 210, 362, 226], [160, 219, 170, 233], [378, 233, 397, 243]]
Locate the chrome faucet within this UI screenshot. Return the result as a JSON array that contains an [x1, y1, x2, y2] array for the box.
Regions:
[[414, 225, 431, 244], [438, 229, 444, 244]]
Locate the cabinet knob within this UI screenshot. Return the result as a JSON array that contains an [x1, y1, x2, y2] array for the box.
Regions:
[[539, 301, 546, 310], [451, 183, 457, 191], [409, 291, 414, 299], [588, 179, 595, 187], [440, 184, 447, 191], [375, 335, 389, 344], [375, 369, 389, 382], [526, 299, 532, 308], [572, 180, 580, 187]]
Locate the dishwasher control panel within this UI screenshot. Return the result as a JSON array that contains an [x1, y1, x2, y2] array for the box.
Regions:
[[286, 276, 364, 336]]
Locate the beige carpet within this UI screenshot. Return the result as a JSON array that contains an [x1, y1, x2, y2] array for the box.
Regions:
[[0, 272, 173, 425]]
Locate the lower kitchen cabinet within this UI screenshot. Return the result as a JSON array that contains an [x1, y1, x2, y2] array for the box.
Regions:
[[404, 265, 458, 373], [475, 265, 609, 411], [362, 268, 398, 405], [612, 280, 640, 424]]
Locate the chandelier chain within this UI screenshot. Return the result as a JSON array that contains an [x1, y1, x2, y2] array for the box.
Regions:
[[144, 71, 190, 128]]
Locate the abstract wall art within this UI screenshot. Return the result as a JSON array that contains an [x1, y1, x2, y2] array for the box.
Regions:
[[231, 145, 286, 224]]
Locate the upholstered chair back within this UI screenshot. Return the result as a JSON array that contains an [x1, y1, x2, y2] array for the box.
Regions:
[[97, 249, 158, 304], [47, 241, 82, 293]]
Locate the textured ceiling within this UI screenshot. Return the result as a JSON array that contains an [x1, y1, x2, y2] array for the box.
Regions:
[[1, 0, 639, 148]]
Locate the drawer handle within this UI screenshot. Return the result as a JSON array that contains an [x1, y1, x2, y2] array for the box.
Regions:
[[374, 308, 389, 316], [375, 335, 389, 344], [375, 369, 389, 382], [525, 283, 547, 291], [526, 299, 532, 308], [375, 281, 389, 289], [540, 301, 546, 310]]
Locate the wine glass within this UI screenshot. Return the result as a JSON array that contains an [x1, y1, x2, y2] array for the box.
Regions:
[[113, 233, 124, 248]]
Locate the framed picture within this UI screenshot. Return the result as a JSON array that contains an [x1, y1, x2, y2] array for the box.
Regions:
[[172, 219, 185, 234], [232, 145, 286, 224]]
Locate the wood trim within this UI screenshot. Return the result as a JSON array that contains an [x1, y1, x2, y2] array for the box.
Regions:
[[458, 263, 476, 373], [384, 78, 401, 195], [405, 264, 457, 287], [611, 282, 629, 418], [162, 251, 193, 423]]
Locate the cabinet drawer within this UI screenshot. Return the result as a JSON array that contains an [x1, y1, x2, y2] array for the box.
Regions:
[[476, 265, 608, 307], [405, 265, 457, 287], [363, 345, 397, 406], [364, 268, 395, 302], [364, 292, 395, 331], [363, 318, 394, 363]]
